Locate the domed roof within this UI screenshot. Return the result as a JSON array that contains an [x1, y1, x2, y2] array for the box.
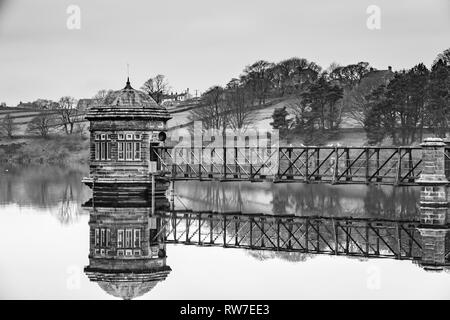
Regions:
[[97, 281, 160, 300], [86, 78, 172, 121], [85, 266, 172, 300]]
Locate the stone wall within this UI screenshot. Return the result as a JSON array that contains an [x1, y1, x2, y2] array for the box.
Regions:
[[417, 137, 450, 270]]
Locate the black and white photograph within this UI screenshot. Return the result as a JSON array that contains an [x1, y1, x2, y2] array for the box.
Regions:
[[0, 0, 450, 305]]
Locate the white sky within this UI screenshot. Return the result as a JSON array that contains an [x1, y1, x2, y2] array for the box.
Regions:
[[0, 0, 449, 105]]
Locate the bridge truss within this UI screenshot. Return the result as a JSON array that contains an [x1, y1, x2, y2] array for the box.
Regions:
[[152, 146, 427, 185], [153, 210, 425, 260]]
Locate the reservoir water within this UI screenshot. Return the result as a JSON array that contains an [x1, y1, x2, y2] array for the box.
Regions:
[[1, 164, 449, 299]]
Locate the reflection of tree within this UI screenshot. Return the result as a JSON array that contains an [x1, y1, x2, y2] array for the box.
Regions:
[[272, 185, 289, 215], [0, 164, 90, 207], [175, 180, 420, 219], [363, 186, 418, 219], [270, 183, 346, 216], [176, 181, 247, 212], [246, 249, 313, 263], [0, 164, 91, 224], [57, 183, 80, 225]]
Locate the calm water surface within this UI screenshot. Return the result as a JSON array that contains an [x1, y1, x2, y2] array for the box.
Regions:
[[1, 164, 449, 299]]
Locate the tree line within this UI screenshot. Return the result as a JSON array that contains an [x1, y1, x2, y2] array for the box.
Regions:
[[189, 58, 324, 132], [270, 49, 450, 145], [0, 96, 87, 138], [363, 55, 450, 145]]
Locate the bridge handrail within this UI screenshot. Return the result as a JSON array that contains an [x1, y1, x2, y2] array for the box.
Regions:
[[162, 209, 421, 224]]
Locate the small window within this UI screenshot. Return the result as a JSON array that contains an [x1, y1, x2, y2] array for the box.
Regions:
[[134, 142, 141, 160], [133, 229, 141, 248], [106, 142, 111, 160], [133, 250, 141, 256], [126, 133, 133, 140], [125, 250, 133, 256], [118, 134, 125, 140], [95, 134, 100, 140], [126, 142, 133, 160], [118, 142, 124, 160], [106, 134, 112, 140], [117, 250, 124, 257], [100, 229, 106, 247], [101, 142, 106, 160], [125, 229, 132, 248], [101, 134, 106, 140], [95, 228, 100, 246], [100, 249, 105, 256], [134, 134, 141, 140], [94, 143, 100, 160], [117, 229, 124, 248]]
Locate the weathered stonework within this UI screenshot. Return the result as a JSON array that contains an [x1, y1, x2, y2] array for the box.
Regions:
[[416, 137, 450, 271], [417, 228, 449, 271], [417, 138, 449, 226], [82, 79, 171, 187], [417, 138, 448, 185]]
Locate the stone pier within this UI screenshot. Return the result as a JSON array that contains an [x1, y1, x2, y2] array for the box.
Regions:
[[416, 137, 449, 271]]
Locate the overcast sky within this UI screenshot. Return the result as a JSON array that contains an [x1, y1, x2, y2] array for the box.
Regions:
[[0, 0, 449, 105]]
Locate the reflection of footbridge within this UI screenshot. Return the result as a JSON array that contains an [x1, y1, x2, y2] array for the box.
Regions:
[[154, 210, 427, 260]]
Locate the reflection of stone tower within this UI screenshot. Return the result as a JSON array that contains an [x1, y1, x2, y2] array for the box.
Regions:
[[83, 194, 171, 300], [416, 138, 450, 271]]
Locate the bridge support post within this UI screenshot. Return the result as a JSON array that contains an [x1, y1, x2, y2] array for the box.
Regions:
[[416, 137, 449, 271]]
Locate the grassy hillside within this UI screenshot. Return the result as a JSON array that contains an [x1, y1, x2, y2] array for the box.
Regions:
[[0, 135, 90, 164]]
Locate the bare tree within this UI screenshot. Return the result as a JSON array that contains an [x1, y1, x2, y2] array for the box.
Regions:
[[27, 114, 54, 137], [57, 96, 78, 135], [189, 86, 228, 134], [141, 74, 170, 104], [1, 114, 15, 138], [92, 89, 113, 106], [74, 122, 88, 138], [224, 80, 254, 131]]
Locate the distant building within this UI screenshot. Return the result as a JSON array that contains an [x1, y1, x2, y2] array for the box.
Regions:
[[17, 101, 34, 109], [161, 88, 195, 106]]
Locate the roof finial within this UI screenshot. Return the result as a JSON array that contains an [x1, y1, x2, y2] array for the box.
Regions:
[[124, 63, 132, 89]]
